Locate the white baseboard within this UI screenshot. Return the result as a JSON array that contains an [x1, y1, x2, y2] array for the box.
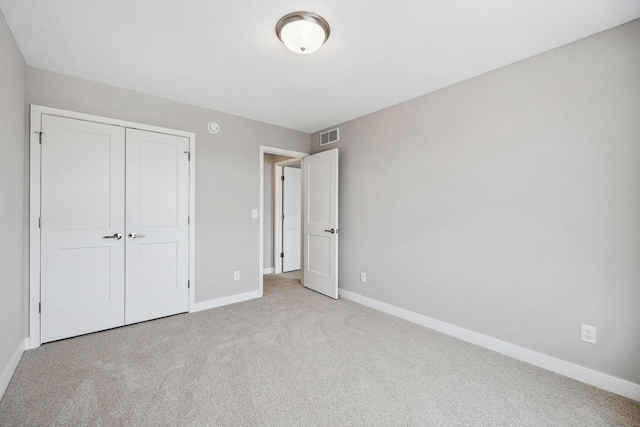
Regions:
[[190, 290, 263, 313], [0, 339, 26, 401], [25, 337, 36, 350], [338, 288, 640, 402], [263, 267, 274, 274]]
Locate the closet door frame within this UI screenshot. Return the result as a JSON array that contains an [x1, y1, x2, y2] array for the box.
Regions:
[[29, 105, 197, 349]]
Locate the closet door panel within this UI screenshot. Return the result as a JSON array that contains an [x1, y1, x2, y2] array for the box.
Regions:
[[40, 115, 126, 343], [125, 129, 190, 324]]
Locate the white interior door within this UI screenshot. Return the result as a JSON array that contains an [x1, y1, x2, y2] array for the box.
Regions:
[[282, 166, 301, 272], [40, 115, 126, 343], [125, 129, 190, 324], [302, 149, 339, 299]]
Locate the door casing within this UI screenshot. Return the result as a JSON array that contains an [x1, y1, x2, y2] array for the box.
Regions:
[[29, 105, 196, 349]]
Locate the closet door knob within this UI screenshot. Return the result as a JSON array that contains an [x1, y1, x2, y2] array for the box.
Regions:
[[128, 233, 145, 239], [103, 233, 122, 240]]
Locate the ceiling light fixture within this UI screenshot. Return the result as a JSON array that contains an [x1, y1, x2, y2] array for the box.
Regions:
[[276, 12, 330, 54]]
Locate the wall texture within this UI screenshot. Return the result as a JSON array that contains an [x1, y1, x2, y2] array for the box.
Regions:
[[27, 68, 311, 303], [312, 20, 640, 384], [0, 9, 26, 390]]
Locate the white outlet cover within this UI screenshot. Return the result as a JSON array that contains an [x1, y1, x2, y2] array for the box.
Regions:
[[360, 272, 366, 283], [581, 324, 597, 344], [251, 209, 258, 219], [234, 271, 240, 281]]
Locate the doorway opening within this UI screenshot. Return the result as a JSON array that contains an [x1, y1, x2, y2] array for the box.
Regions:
[[259, 146, 308, 296], [259, 146, 339, 300]]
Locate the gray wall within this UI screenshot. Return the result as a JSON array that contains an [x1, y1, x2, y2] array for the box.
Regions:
[[0, 10, 26, 383], [27, 68, 311, 303], [312, 20, 640, 384]]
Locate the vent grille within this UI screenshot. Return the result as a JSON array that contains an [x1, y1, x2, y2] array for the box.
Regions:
[[320, 128, 339, 146]]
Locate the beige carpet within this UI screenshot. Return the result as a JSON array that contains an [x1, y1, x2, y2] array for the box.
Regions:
[[1, 272, 638, 426]]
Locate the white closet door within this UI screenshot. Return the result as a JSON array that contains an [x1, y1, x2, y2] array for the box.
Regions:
[[125, 129, 190, 324], [40, 115, 126, 343]]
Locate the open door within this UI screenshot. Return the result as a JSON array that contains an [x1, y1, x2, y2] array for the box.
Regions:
[[302, 149, 338, 299]]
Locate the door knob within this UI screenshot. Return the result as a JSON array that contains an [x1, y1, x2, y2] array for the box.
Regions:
[[324, 228, 338, 234], [103, 233, 122, 240], [128, 233, 146, 239]]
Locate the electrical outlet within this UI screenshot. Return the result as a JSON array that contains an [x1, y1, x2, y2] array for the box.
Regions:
[[581, 324, 596, 344], [234, 271, 240, 281], [360, 272, 366, 283], [251, 209, 258, 219]]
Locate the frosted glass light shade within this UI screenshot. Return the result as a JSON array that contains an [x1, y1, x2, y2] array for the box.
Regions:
[[276, 12, 330, 55], [280, 20, 325, 54]]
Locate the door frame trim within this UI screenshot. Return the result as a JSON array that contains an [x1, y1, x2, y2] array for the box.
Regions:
[[29, 105, 197, 349], [259, 146, 308, 295]]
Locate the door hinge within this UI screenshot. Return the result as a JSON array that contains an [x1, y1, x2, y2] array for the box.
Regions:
[[188, 216, 190, 225], [281, 175, 285, 181], [183, 151, 191, 161], [282, 214, 284, 220], [187, 280, 190, 289], [39, 302, 41, 313], [280, 253, 284, 258], [36, 131, 43, 144], [39, 218, 41, 229]]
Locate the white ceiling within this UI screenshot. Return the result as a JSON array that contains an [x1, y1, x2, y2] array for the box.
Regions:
[[1, 1, 639, 133]]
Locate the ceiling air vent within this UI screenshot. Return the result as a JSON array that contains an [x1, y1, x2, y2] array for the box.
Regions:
[[320, 128, 339, 146]]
